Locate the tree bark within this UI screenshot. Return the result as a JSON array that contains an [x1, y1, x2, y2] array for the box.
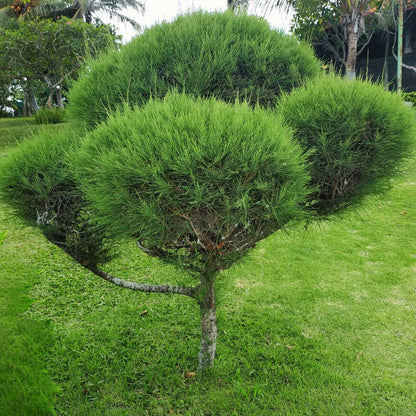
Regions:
[[383, 32, 390, 87], [346, 19, 359, 80], [23, 88, 39, 116], [198, 272, 218, 370], [87, 265, 202, 299]]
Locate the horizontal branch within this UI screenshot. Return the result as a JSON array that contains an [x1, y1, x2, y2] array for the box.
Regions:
[[86, 265, 202, 300], [392, 50, 416, 73]]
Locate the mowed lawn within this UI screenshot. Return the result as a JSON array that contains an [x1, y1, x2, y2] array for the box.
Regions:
[[0, 118, 415, 415]]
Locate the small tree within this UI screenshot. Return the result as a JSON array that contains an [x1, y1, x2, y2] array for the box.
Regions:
[[0, 18, 117, 110], [0, 93, 311, 369]]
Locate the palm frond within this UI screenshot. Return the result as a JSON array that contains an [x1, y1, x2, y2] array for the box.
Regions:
[[0, 6, 16, 26], [96, 0, 143, 13], [104, 9, 141, 29], [22, 1, 76, 19], [0, 0, 14, 9]]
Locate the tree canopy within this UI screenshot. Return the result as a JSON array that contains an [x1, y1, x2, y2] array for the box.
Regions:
[[0, 17, 116, 110]]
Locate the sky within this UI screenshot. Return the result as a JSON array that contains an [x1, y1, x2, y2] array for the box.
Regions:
[[100, 0, 294, 43]]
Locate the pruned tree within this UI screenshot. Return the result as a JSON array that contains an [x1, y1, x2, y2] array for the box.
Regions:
[[1, 12, 413, 372], [66, 11, 321, 131], [0, 93, 311, 368]]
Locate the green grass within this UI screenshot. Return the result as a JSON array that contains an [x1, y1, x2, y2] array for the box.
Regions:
[[0, 117, 62, 157], [1, 117, 415, 415]]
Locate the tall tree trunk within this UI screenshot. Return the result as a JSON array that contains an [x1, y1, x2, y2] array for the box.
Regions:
[[198, 272, 217, 369], [383, 32, 390, 87], [47, 88, 54, 109], [346, 18, 359, 80], [56, 88, 63, 108], [23, 88, 39, 116]]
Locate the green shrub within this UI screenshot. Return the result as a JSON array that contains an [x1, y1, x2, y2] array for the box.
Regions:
[[402, 91, 416, 105], [34, 107, 66, 124], [72, 92, 311, 273], [67, 11, 321, 132], [0, 128, 109, 266], [279, 75, 416, 215], [0, 230, 6, 245]]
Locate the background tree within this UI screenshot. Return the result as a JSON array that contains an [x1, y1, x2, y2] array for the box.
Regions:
[[0, 0, 144, 28], [257, 0, 384, 79], [0, 17, 116, 111], [291, 0, 381, 73]]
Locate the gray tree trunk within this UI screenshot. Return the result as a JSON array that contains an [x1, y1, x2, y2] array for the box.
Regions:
[[346, 20, 359, 80], [23, 88, 39, 116], [198, 272, 217, 369]]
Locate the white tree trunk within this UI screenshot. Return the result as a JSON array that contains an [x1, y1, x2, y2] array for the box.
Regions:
[[346, 19, 359, 80], [198, 273, 217, 369]]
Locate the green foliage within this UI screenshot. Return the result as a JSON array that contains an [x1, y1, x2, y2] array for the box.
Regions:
[[279, 75, 416, 215], [67, 11, 321, 131], [2, 154, 416, 414], [34, 107, 66, 124], [0, 230, 6, 245], [72, 92, 310, 273], [402, 91, 416, 105], [0, 128, 109, 266], [0, 17, 117, 108], [291, 0, 384, 70]]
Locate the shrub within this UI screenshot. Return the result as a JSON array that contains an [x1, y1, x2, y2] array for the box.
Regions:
[[402, 91, 416, 105], [67, 11, 321, 132], [72, 92, 311, 273], [279, 75, 416, 215], [34, 107, 66, 124], [0, 128, 109, 266]]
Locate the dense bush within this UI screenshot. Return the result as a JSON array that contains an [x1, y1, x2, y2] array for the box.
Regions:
[[0, 128, 109, 266], [67, 11, 321, 132], [279, 75, 416, 215], [72, 92, 311, 273], [34, 107, 66, 124], [402, 91, 416, 105]]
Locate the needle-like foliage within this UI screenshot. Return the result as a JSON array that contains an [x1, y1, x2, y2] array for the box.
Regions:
[[0, 128, 110, 266], [72, 92, 311, 273], [279, 75, 416, 215], [67, 11, 321, 132]]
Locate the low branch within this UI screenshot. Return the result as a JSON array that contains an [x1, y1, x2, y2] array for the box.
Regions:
[[85, 265, 202, 300], [392, 50, 416, 73]]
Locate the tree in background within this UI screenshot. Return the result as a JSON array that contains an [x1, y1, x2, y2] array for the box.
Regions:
[[0, 0, 144, 28], [0, 17, 116, 112], [257, 0, 384, 79], [291, 1, 382, 74]]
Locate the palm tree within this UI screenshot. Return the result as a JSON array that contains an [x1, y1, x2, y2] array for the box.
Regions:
[[255, 0, 381, 79]]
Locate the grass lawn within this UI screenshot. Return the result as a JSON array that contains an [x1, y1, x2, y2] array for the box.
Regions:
[[0, 117, 415, 415]]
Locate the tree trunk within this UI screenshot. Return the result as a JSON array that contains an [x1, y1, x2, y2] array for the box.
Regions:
[[23, 88, 39, 116], [56, 88, 63, 108], [198, 272, 217, 370], [383, 32, 390, 87], [346, 19, 359, 80], [47, 89, 54, 109]]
